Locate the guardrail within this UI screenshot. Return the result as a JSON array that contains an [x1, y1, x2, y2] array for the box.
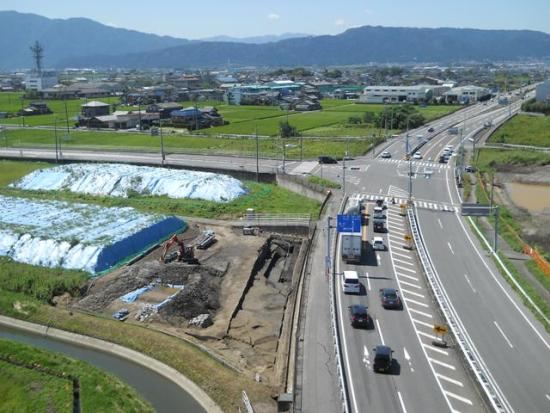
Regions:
[[240, 213, 312, 227], [407, 206, 512, 413], [329, 196, 351, 413]]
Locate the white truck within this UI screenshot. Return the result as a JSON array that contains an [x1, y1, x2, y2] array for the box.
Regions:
[[341, 232, 362, 264]]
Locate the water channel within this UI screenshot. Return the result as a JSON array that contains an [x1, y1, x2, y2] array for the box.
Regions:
[[0, 325, 206, 413]]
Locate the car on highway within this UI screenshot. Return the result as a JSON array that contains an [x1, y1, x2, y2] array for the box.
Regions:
[[373, 345, 394, 373], [428, 127, 435, 132], [379, 288, 402, 309], [318, 155, 337, 164], [342, 270, 361, 294], [413, 152, 423, 160], [439, 155, 447, 164], [380, 151, 392, 158], [348, 304, 371, 328], [372, 237, 385, 251]]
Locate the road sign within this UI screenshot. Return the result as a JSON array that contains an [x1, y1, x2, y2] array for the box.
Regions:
[[461, 203, 493, 216], [337, 214, 361, 233], [433, 324, 448, 335]]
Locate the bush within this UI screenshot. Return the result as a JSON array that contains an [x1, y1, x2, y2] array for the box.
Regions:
[[521, 98, 550, 115], [279, 121, 300, 138]]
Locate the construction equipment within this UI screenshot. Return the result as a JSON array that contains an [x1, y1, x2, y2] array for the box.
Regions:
[[195, 229, 216, 250], [160, 234, 197, 264]]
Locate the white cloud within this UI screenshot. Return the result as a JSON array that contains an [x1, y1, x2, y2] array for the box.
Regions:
[[335, 18, 345, 26], [268, 13, 280, 21]]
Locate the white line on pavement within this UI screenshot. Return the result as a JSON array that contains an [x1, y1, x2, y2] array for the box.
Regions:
[[402, 288, 425, 299], [412, 318, 433, 328], [447, 242, 455, 255], [438, 218, 443, 229], [398, 273, 419, 282], [494, 321, 514, 349], [444, 390, 473, 405], [399, 280, 422, 289], [423, 344, 450, 356], [429, 357, 456, 370], [392, 251, 413, 260], [393, 257, 415, 266], [403, 296, 429, 308], [436, 373, 463, 387], [394, 264, 417, 274], [365, 272, 371, 291], [397, 391, 408, 413], [376, 319, 385, 345], [464, 274, 477, 293], [418, 330, 438, 340]]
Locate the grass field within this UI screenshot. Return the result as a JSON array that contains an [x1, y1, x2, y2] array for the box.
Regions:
[[489, 114, 550, 147], [0, 160, 321, 218], [475, 148, 550, 170], [0, 338, 154, 412]]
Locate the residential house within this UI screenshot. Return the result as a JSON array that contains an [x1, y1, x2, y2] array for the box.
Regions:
[[17, 102, 52, 116], [147, 102, 183, 119], [81, 101, 111, 118]]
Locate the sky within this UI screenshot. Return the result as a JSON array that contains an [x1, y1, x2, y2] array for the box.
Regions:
[[1, 0, 549, 38]]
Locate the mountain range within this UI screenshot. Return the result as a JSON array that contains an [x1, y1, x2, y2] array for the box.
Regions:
[[1, 10, 549, 70]]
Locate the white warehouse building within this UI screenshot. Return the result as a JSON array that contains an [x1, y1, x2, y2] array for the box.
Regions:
[[359, 85, 434, 104], [535, 79, 550, 103], [443, 85, 491, 104]]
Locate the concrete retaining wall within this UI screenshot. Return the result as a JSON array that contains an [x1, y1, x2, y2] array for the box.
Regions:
[[276, 174, 328, 203]]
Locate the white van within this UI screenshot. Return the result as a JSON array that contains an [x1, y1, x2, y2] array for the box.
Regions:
[[342, 270, 360, 294]]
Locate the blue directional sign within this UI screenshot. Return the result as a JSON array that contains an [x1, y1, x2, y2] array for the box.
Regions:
[[337, 214, 361, 233]]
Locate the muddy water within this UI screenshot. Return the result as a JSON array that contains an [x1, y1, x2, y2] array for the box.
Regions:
[[507, 182, 550, 213]]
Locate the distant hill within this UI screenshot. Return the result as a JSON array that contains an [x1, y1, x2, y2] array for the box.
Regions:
[[200, 33, 311, 44], [1, 11, 549, 70], [0, 10, 190, 69], [64, 25, 550, 69]]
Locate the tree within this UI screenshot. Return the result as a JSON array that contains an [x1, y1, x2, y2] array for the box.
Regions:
[[279, 121, 300, 138], [363, 112, 376, 124], [347, 116, 362, 125], [375, 105, 425, 129]]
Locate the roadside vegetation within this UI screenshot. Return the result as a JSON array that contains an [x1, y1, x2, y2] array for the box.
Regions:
[[488, 114, 550, 147], [307, 175, 341, 189], [0, 338, 154, 412], [476, 148, 550, 169], [521, 98, 550, 116]]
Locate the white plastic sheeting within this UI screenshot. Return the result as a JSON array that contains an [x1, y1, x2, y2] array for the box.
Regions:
[[0, 195, 185, 274], [11, 163, 247, 202]]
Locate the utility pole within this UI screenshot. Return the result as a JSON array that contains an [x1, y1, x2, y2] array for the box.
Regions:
[[325, 216, 332, 280], [494, 206, 500, 253], [159, 117, 165, 166], [342, 155, 346, 195], [300, 135, 303, 162], [255, 124, 259, 182], [282, 137, 286, 174], [137, 98, 142, 131], [54, 118, 59, 163], [490, 173, 495, 208], [64, 88, 70, 135], [20, 97, 26, 128]]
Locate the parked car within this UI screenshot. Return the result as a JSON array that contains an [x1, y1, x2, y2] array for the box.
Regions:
[[379, 288, 402, 309], [380, 151, 392, 158], [318, 155, 337, 164], [348, 304, 371, 328], [113, 308, 129, 321], [373, 345, 394, 373], [465, 165, 477, 173], [372, 237, 386, 251]]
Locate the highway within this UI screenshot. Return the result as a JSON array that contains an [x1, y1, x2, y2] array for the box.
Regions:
[[313, 92, 550, 413]]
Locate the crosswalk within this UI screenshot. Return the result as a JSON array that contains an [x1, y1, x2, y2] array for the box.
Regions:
[[355, 193, 455, 213], [377, 158, 450, 170]]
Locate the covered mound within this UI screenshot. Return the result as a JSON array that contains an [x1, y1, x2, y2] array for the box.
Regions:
[[11, 163, 247, 202], [0, 195, 185, 274]]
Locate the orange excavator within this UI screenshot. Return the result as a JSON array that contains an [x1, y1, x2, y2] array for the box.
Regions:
[[160, 234, 196, 264]]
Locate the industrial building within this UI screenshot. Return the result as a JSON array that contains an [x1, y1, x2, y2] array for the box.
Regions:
[[359, 85, 434, 103], [535, 79, 550, 103], [443, 85, 491, 104], [24, 72, 58, 91], [224, 81, 302, 105]]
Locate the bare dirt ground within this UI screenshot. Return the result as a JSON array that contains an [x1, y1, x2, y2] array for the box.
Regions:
[[74, 221, 304, 387]]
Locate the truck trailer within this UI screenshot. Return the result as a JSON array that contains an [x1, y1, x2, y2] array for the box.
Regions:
[[341, 232, 362, 264]]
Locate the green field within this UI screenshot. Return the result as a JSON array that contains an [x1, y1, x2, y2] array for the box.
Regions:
[[0, 338, 154, 412], [0, 160, 321, 219], [489, 114, 550, 147], [476, 148, 550, 170]]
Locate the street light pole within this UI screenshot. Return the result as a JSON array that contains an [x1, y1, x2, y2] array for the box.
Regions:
[[54, 118, 59, 163], [159, 117, 165, 166], [255, 124, 259, 182], [342, 155, 346, 195]]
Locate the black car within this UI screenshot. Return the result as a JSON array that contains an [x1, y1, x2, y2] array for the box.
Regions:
[[348, 304, 371, 328], [439, 156, 447, 164], [373, 345, 394, 373], [379, 288, 402, 309], [428, 127, 435, 133], [465, 165, 477, 173], [318, 155, 337, 164]]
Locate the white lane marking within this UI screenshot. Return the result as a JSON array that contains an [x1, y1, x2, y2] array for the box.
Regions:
[[363, 345, 370, 366], [377, 254, 381, 265], [436, 373, 463, 387], [438, 218, 443, 229], [388, 235, 406, 244], [423, 344, 450, 356], [397, 391, 408, 413], [546, 393, 550, 402], [444, 390, 473, 405], [398, 273, 419, 282], [494, 321, 514, 349], [376, 319, 385, 345], [412, 318, 434, 328], [464, 274, 477, 293], [388, 227, 406, 235], [335, 235, 360, 413], [404, 347, 411, 362], [401, 288, 425, 299], [393, 257, 415, 266], [392, 251, 413, 260], [379, 188, 383, 193], [429, 357, 456, 370], [403, 296, 429, 308], [447, 242, 455, 255], [418, 330, 438, 340], [365, 271, 371, 291], [394, 264, 417, 274], [399, 280, 422, 289]]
